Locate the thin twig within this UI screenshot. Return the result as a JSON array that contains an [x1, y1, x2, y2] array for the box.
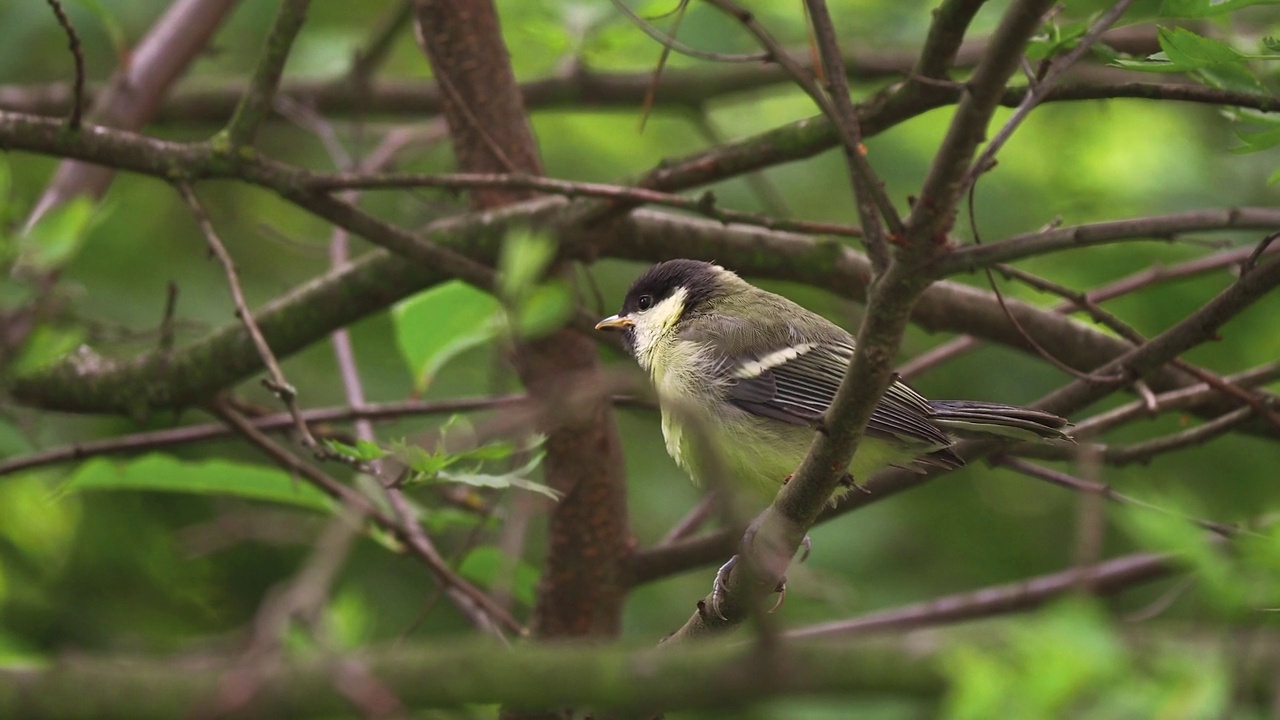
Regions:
[[802, 0, 892, 270], [902, 239, 1280, 380], [1103, 405, 1261, 466], [0, 395, 533, 478], [659, 493, 720, 546], [993, 456, 1238, 536], [305, 170, 861, 237], [43, 0, 85, 130], [703, 0, 903, 248], [158, 281, 179, 356], [1071, 361, 1280, 439], [997, 262, 1280, 434], [348, 0, 413, 82], [786, 549, 1182, 640], [960, 0, 1136, 196], [608, 0, 768, 63], [209, 399, 522, 636], [177, 182, 317, 448]]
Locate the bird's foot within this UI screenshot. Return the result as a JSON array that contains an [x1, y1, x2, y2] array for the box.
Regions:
[[708, 535, 811, 620], [839, 472, 871, 494], [709, 555, 737, 621]]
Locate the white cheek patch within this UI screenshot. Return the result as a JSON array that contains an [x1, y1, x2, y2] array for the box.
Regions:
[[732, 343, 815, 379], [633, 287, 688, 371]]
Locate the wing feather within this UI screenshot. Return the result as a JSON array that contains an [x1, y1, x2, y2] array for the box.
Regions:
[[715, 337, 951, 448]]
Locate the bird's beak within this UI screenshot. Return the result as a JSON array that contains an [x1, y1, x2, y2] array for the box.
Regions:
[[595, 314, 634, 331]]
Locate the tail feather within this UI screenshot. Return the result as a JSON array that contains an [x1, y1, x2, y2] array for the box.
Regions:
[[928, 400, 1073, 443]]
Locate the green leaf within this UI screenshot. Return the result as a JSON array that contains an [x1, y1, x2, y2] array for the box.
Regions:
[[440, 458, 559, 501], [497, 230, 558, 301], [1117, 495, 1240, 608], [1158, 27, 1243, 69], [1195, 61, 1265, 93], [392, 442, 457, 477], [1110, 57, 1185, 73], [1026, 21, 1088, 61], [1267, 166, 1280, 185], [1232, 126, 1280, 153], [511, 281, 574, 339], [323, 439, 386, 462], [456, 439, 518, 462], [391, 280, 501, 392], [9, 326, 85, 375], [16, 198, 99, 273], [457, 546, 540, 606], [62, 455, 333, 512]]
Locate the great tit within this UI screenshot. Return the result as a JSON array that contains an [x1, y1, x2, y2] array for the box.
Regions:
[[596, 259, 1072, 505]]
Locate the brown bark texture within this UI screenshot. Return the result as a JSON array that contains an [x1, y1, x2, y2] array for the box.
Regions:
[[413, 0, 631, 641]]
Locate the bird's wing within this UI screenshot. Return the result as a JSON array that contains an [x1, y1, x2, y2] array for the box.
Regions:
[[710, 337, 953, 448]]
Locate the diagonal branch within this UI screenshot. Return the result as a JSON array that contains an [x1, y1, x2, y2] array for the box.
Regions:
[[223, 0, 310, 148]]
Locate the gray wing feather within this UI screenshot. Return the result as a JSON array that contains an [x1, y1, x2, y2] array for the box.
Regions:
[[719, 339, 952, 448]]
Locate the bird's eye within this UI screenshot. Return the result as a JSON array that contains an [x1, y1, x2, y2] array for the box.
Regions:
[[637, 294, 654, 311]]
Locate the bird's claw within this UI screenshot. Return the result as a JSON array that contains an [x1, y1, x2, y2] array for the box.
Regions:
[[709, 555, 737, 621], [709, 547, 804, 620]]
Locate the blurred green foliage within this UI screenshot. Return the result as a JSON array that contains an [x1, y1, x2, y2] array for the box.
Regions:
[[0, 0, 1279, 717]]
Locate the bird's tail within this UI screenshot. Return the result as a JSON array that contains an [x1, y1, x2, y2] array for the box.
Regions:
[[928, 400, 1072, 443]]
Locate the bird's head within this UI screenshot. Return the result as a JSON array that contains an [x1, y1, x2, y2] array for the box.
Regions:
[[595, 259, 738, 366]]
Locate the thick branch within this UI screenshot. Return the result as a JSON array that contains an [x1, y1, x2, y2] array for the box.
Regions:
[[0, 639, 945, 718]]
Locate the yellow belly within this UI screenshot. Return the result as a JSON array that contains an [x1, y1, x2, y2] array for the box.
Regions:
[[661, 407, 923, 507]]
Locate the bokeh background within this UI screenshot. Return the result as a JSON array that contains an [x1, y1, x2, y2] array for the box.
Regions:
[[2, 0, 1279, 716]]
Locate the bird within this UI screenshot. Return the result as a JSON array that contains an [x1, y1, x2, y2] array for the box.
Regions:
[[595, 259, 1072, 617], [595, 258, 1072, 501]]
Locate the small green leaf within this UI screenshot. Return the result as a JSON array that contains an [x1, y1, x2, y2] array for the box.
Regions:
[[498, 230, 558, 301], [393, 442, 456, 478], [1158, 27, 1243, 68], [1266, 166, 1280, 185], [458, 546, 541, 606], [1232, 126, 1280, 153], [456, 440, 518, 462], [511, 281, 574, 339], [1110, 57, 1185, 73], [1026, 21, 1088, 61], [16, 198, 99, 273], [62, 455, 333, 512], [9, 326, 85, 375], [323, 439, 386, 462], [392, 281, 501, 392], [440, 465, 560, 501]]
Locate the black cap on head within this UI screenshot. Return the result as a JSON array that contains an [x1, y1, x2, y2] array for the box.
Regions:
[[618, 259, 723, 317]]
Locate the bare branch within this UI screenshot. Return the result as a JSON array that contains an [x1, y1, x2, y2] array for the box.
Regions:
[[961, 0, 1137, 195], [177, 182, 317, 448], [940, 209, 1280, 274], [608, 0, 768, 63], [0, 395, 531, 478], [224, 0, 310, 148], [43, 0, 85, 130], [787, 549, 1180, 640], [993, 456, 1238, 536], [906, 0, 1056, 247]]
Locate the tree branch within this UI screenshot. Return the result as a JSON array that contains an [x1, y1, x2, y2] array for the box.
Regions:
[[223, 0, 310, 148]]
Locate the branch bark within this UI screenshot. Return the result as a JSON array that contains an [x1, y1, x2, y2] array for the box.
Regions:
[[411, 0, 630, 650]]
